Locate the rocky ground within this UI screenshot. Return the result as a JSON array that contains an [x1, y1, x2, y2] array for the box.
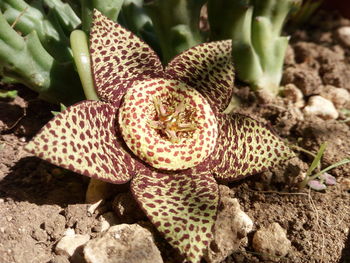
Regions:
[[1, 10, 350, 263]]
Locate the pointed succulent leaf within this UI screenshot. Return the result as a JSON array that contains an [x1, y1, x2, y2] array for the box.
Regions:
[[308, 180, 327, 191], [90, 9, 163, 105], [165, 40, 234, 113], [131, 171, 219, 263], [209, 114, 295, 181], [26, 101, 145, 183]]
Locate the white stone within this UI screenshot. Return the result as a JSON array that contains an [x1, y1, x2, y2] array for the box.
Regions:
[[100, 220, 111, 233], [303, 96, 339, 120], [252, 223, 291, 262], [84, 224, 163, 263], [205, 185, 253, 263], [63, 228, 75, 237], [55, 234, 90, 257], [320, 85, 350, 108], [337, 26, 350, 47]]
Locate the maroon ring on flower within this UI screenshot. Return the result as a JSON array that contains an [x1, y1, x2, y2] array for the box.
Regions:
[[26, 10, 294, 263]]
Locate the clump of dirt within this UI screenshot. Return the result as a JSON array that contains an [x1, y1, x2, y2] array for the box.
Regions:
[[1, 10, 350, 263]]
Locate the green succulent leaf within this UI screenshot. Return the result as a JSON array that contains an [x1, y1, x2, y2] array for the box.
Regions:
[[42, 0, 81, 32], [1, 0, 73, 62], [207, 0, 298, 95], [0, 89, 17, 99], [131, 170, 219, 263], [90, 9, 163, 106], [0, 10, 84, 104], [118, 0, 160, 55], [209, 114, 295, 181], [165, 40, 234, 113], [144, 0, 206, 64], [79, 0, 124, 32], [26, 100, 145, 184]]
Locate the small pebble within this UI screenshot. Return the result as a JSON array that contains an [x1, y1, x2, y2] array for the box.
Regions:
[[303, 96, 339, 120], [336, 26, 350, 47], [320, 85, 350, 108], [55, 234, 90, 257], [252, 222, 291, 262], [283, 84, 305, 108], [205, 185, 253, 263], [63, 228, 75, 237]]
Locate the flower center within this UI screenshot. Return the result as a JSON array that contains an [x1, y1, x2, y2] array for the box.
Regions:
[[148, 97, 197, 143], [118, 78, 218, 170]]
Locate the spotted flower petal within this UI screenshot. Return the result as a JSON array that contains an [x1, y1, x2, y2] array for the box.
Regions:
[[165, 40, 234, 113], [25, 101, 145, 183], [131, 171, 219, 263], [90, 10, 163, 105], [209, 114, 295, 181]]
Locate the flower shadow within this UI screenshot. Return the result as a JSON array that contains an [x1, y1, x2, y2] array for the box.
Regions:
[[340, 230, 350, 263], [0, 156, 89, 207]]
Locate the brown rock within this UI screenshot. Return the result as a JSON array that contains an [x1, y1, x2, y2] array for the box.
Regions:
[[55, 234, 90, 262], [284, 45, 296, 66], [205, 185, 253, 263], [50, 255, 70, 263], [282, 66, 322, 96], [252, 223, 291, 262], [320, 85, 350, 108], [84, 224, 163, 263], [283, 84, 305, 108], [43, 214, 66, 241]]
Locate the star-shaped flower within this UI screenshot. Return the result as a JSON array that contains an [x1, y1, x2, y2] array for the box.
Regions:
[[26, 10, 294, 263]]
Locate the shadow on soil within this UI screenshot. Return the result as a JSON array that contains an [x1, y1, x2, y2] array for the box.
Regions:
[[340, 231, 350, 263], [0, 156, 87, 207]]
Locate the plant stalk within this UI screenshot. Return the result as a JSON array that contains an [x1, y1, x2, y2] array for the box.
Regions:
[[70, 30, 98, 101]]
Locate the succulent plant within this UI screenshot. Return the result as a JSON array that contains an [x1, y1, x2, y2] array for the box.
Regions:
[[288, 0, 323, 29], [207, 0, 301, 96], [118, 0, 160, 54], [26, 10, 294, 262], [144, 0, 206, 64], [0, 0, 83, 104], [78, 0, 124, 32], [0, 0, 126, 105]]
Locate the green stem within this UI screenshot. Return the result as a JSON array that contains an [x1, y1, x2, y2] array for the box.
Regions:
[[299, 142, 326, 189], [70, 30, 99, 101], [308, 159, 350, 183]]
